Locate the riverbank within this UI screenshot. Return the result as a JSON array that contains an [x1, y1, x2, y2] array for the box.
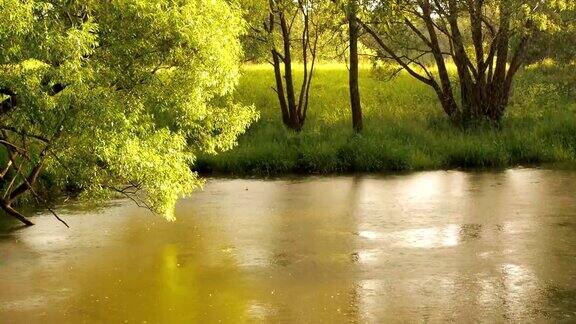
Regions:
[[196, 62, 576, 175]]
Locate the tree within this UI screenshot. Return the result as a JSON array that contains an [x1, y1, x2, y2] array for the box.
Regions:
[[268, 0, 321, 131], [0, 0, 258, 226], [245, 0, 331, 131], [359, 0, 574, 124], [327, 0, 365, 132], [347, 0, 363, 133]]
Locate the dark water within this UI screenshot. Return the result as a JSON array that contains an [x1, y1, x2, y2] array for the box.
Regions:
[[1, 169, 576, 323]]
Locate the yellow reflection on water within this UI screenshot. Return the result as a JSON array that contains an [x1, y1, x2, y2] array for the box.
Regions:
[[157, 244, 195, 321]]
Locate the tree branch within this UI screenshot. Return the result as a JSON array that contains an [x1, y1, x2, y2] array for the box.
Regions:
[[358, 19, 436, 86]]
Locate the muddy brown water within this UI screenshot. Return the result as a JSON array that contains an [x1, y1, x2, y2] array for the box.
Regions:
[[1, 169, 576, 323]]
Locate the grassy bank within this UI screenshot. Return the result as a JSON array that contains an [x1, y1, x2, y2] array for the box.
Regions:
[[196, 62, 576, 175]]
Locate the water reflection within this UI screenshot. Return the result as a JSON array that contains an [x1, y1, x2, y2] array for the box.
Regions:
[[1, 169, 576, 322], [358, 223, 483, 249]]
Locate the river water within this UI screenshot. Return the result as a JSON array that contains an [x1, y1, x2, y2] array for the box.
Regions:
[[1, 168, 576, 323]]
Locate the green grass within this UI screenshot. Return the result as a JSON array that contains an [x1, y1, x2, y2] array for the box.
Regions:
[[196, 61, 576, 175]]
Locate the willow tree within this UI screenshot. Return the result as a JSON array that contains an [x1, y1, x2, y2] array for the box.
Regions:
[[0, 0, 258, 226], [359, 0, 574, 124]]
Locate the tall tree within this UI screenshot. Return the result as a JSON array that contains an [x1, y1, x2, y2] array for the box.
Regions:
[[244, 0, 331, 131], [359, 0, 573, 124], [268, 0, 320, 131], [0, 0, 258, 225], [347, 0, 363, 133]]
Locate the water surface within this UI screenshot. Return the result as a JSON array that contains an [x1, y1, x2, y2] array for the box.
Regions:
[[1, 169, 576, 322]]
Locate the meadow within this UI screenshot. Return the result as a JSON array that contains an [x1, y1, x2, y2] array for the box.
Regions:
[[196, 62, 576, 174]]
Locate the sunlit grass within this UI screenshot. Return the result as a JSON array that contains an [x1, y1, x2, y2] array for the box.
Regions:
[[196, 62, 576, 174]]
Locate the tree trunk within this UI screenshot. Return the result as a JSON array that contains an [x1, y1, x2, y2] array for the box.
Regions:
[[279, 13, 301, 131], [1, 200, 34, 226], [272, 51, 291, 126], [348, 0, 363, 133], [422, 0, 459, 120], [268, 0, 319, 132]]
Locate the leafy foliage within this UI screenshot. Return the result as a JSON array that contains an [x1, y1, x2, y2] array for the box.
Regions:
[[0, 0, 258, 222], [358, 0, 575, 123]]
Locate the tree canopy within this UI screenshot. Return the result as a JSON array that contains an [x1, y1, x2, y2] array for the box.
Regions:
[[0, 0, 258, 225], [359, 0, 575, 123]]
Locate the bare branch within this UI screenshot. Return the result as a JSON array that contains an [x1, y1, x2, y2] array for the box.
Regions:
[[358, 19, 436, 87]]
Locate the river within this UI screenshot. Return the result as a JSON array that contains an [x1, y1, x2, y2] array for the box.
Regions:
[[1, 168, 576, 322]]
